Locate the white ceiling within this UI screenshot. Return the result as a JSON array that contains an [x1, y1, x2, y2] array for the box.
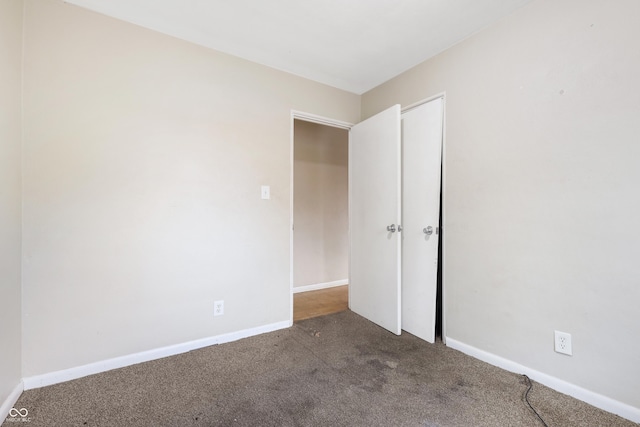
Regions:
[[64, 0, 533, 94]]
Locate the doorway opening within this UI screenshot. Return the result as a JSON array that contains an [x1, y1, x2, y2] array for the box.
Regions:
[[289, 102, 446, 343], [291, 117, 350, 322]]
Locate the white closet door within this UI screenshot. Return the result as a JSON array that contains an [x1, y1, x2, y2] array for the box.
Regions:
[[401, 98, 443, 343], [349, 105, 402, 335]]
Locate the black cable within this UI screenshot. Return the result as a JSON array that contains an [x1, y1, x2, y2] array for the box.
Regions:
[[523, 375, 549, 427]]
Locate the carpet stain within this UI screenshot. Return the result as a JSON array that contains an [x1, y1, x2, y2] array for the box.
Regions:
[[434, 390, 450, 405], [356, 359, 390, 393], [385, 360, 399, 369], [282, 396, 317, 421], [355, 344, 374, 356]]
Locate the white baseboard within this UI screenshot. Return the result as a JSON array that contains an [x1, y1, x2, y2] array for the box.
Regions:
[[0, 381, 24, 423], [293, 279, 348, 294], [23, 320, 290, 390], [446, 337, 640, 424]]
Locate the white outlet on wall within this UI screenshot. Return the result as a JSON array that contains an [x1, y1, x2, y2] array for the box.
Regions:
[[554, 330, 572, 356], [214, 300, 224, 317]]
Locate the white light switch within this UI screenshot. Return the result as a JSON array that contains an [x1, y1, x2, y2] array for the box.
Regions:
[[261, 185, 270, 200]]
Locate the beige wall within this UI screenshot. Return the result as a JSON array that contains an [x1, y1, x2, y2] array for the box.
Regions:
[[0, 0, 24, 407], [293, 121, 348, 288], [363, 0, 640, 410], [21, 0, 360, 377]]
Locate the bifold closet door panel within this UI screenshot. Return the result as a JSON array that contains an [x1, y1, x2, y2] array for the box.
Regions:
[[349, 104, 402, 335], [401, 98, 443, 343]]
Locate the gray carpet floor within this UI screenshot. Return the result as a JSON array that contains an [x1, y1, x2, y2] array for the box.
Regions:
[[5, 310, 637, 427]]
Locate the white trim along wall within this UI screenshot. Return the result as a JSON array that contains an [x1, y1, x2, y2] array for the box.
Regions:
[[22, 321, 289, 390], [292, 279, 348, 294], [447, 338, 640, 423]]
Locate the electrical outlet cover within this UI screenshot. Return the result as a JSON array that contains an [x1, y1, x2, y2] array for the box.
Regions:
[[214, 300, 224, 316], [554, 330, 572, 356]]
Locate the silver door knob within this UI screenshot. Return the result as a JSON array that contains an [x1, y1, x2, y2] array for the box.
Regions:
[[423, 226, 433, 235], [387, 224, 396, 233]]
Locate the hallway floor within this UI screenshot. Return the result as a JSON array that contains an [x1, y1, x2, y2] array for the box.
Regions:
[[293, 285, 348, 322]]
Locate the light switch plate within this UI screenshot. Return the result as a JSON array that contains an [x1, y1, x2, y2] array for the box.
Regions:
[[261, 185, 270, 200]]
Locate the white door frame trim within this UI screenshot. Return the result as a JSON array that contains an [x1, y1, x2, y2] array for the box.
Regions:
[[441, 94, 448, 344], [289, 111, 354, 325], [401, 92, 445, 114]]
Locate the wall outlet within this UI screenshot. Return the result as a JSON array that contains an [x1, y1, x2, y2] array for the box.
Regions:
[[554, 330, 572, 356], [214, 300, 224, 316]]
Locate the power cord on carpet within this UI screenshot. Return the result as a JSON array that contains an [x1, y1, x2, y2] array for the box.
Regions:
[[523, 374, 549, 427]]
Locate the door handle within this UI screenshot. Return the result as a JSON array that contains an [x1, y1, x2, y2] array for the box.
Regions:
[[387, 224, 396, 233], [423, 226, 433, 235]]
